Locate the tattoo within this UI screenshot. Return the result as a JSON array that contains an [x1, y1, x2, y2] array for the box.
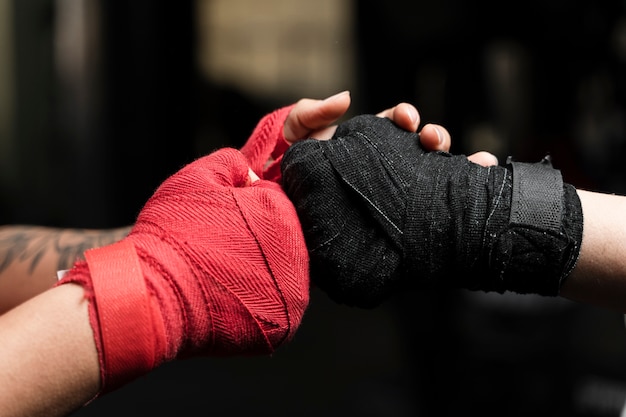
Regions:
[[0, 226, 132, 275]]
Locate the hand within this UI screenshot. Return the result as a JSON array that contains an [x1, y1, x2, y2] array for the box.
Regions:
[[282, 115, 581, 307], [59, 148, 309, 393], [283, 93, 497, 167]]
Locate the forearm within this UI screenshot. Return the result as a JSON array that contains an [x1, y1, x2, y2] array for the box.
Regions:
[[560, 190, 626, 312], [0, 225, 130, 314], [0, 283, 100, 417]]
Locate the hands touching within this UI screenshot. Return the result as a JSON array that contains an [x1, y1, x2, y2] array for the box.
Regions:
[[0, 91, 493, 319], [53, 92, 493, 391], [281, 114, 580, 307], [0, 91, 502, 417], [280, 91, 497, 172]]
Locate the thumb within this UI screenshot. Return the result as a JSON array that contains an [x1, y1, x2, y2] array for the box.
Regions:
[[283, 91, 351, 143]]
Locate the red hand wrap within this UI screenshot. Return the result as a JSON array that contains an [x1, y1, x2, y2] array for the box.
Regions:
[[240, 104, 294, 182], [57, 106, 309, 394], [83, 240, 164, 388]]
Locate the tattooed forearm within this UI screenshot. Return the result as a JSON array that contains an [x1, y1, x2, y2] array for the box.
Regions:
[[0, 225, 132, 275], [0, 225, 131, 314]]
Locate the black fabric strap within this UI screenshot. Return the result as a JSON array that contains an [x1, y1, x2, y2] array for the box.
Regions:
[[282, 115, 584, 308], [509, 156, 562, 232]]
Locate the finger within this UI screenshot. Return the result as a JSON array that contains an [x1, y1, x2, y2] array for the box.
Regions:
[[283, 91, 351, 143], [309, 125, 338, 140], [418, 124, 451, 152], [311, 101, 420, 140], [467, 151, 499, 167], [376, 102, 420, 132], [420, 125, 498, 166]]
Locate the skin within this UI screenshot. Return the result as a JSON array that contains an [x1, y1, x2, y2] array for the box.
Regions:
[[560, 190, 626, 312], [284, 94, 626, 316], [0, 283, 98, 417], [0, 93, 494, 316], [1, 94, 625, 417], [0, 226, 131, 314], [1, 196, 624, 417], [0, 93, 482, 417]]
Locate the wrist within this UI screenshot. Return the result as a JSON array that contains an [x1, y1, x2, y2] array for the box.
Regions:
[[64, 240, 165, 393]]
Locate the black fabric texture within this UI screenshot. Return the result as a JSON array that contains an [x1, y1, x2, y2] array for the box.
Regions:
[[281, 115, 583, 308]]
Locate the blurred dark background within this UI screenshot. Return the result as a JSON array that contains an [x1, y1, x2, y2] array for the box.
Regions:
[[2, 0, 626, 416]]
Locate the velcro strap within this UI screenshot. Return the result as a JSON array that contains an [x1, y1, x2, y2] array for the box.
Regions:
[[84, 240, 155, 388], [508, 156, 562, 232]]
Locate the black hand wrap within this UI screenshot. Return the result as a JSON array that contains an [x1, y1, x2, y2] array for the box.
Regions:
[[281, 115, 583, 308]]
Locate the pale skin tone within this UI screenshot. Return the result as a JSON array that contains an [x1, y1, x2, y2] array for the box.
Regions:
[[0, 93, 482, 417], [2, 95, 624, 417], [0, 92, 495, 316], [560, 190, 626, 312]]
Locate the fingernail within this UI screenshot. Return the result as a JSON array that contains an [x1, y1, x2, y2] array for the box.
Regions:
[[323, 90, 350, 102], [434, 126, 444, 145], [407, 107, 418, 125]]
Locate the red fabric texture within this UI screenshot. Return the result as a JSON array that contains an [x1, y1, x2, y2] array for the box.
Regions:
[[57, 105, 309, 393], [240, 104, 294, 182], [84, 240, 165, 389]]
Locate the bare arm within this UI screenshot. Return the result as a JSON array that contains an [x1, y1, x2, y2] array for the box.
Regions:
[[0, 225, 130, 314], [560, 190, 626, 313], [0, 283, 100, 417], [0, 97, 464, 417]]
